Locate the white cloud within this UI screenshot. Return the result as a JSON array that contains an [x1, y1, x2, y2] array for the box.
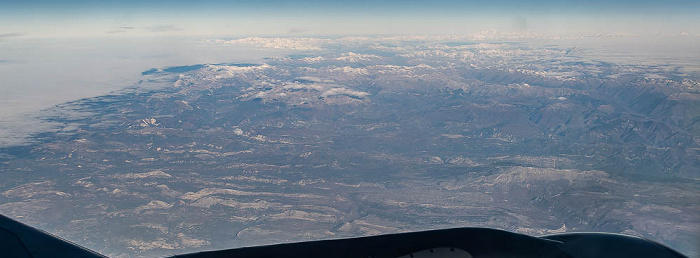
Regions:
[[143, 25, 183, 33]]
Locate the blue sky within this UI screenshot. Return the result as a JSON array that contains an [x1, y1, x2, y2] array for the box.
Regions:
[[1, 0, 699, 37]]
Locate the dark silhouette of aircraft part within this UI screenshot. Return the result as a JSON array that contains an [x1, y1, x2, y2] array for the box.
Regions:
[[0, 213, 687, 258]]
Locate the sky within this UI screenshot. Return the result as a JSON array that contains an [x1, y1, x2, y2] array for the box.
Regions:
[[1, 0, 699, 37], [1, 0, 699, 147]]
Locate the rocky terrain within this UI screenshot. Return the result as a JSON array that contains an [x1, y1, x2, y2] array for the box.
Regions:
[[1, 37, 698, 257]]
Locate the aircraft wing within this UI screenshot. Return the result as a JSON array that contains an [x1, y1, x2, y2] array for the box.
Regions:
[[174, 227, 687, 258], [0, 213, 686, 258], [0, 214, 104, 258]]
